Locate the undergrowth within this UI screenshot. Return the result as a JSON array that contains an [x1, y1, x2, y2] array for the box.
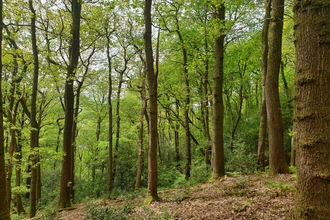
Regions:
[[84, 202, 134, 220]]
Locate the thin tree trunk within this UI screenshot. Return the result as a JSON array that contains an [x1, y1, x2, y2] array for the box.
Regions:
[[55, 118, 63, 169], [135, 69, 147, 190], [293, 1, 330, 218], [113, 72, 123, 187], [106, 31, 114, 192], [265, 0, 289, 174], [203, 60, 211, 169], [174, 101, 180, 169], [15, 113, 25, 214], [5, 45, 20, 213]]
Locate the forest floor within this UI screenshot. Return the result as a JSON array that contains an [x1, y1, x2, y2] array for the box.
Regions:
[[54, 173, 295, 220]]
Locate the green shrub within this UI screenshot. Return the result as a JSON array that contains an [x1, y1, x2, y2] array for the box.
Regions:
[[225, 142, 258, 174]]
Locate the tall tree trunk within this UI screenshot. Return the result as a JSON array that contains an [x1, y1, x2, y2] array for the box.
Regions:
[[293, 1, 330, 219], [257, 0, 271, 171], [265, 0, 289, 174], [55, 118, 63, 169], [135, 68, 147, 190], [175, 30, 191, 180], [144, 0, 159, 204], [0, 0, 11, 217], [211, 2, 225, 179], [203, 56, 211, 169], [29, 0, 40, 216], [174, 101, 180, 169], [72, 46, 95, 199], [16, 113, 25, 214], [113, 71, 123, 187], [106, 32, 114, 192], [6, 44, 19, 213], [58, 0, 81, 209], [229, 71, 244, 151]]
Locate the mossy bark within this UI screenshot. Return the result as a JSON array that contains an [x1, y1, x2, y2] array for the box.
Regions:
[[293, 1, 330, 219]]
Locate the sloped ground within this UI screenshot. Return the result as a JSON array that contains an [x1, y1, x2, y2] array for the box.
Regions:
[[57, 173, 295, 220]]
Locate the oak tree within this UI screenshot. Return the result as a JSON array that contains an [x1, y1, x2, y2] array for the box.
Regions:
[[293, 0, 330, 218]]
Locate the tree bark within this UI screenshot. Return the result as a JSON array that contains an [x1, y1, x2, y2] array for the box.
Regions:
[[58, 0, 81, 209], [293, 1, 330, 219], [106, 30, 114, 192], [0, 0, 11, 217], [28, 0, 40, 217], [16, 115, 25, 214], [257, 0, 271, 171], [264, 0, 289, 174], [175, 28, 191, 180], [144, 0, 159, 203], [135, 67, 147, 190], [211, 2, 225, 179]]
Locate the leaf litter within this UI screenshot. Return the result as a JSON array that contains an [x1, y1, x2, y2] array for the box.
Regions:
[[56, 173, 295, 220]]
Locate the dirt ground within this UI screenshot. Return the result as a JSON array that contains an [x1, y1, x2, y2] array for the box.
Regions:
[[57, 173, 295, 220]]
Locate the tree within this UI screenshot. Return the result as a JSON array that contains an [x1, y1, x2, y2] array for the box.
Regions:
[[58, 0, 81, 209], [257, 0, 271, 170], [211, 1, 225, 179], [105, 26, 114, 192], [264, 0, 289, 174], [0, 0, 11, 218], [144, 0, 160, 203], [134, 47, 147, 190], [293, 0, 330, 219], [29, 0, 40, 216]]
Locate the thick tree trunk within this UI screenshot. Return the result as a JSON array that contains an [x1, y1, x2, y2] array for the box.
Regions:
[[58, 0, 81, 209], [264, 0, 289, 174], [144, 0, 159, 203], [293, 1, 330, 219], [0, 0, 11, 218], [257, 0, 271, 171], [211, 2, 225, 179]]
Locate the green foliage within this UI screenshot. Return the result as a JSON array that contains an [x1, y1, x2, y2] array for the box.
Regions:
[[11, 185, 29, 196], [158, 165, 184, 189], [37, 208, 60, 220], [84, 202, 134, 220], [266, 180, 295, 196], [225, 140, 258, 174]]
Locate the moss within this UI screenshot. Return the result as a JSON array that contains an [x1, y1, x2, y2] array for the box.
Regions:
[[294, 0, 330, 11], [294, 203, 330, 220], [143, 192, 160, 205], [211, 173, 226, 181]]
